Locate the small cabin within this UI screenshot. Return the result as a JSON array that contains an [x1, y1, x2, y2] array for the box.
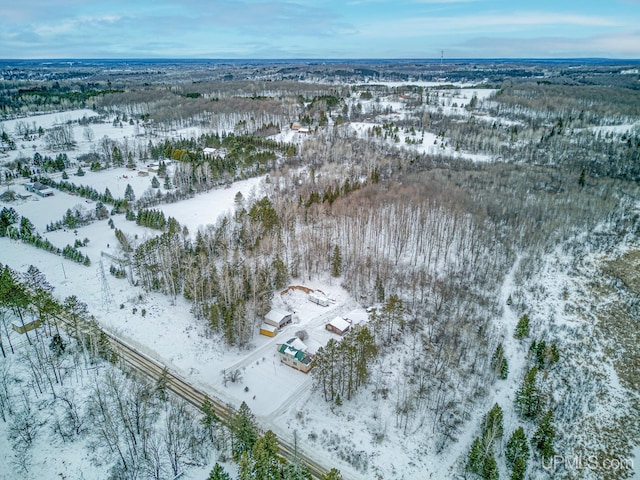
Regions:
[[326, 316, 351, 336], [12, 319, 42, 334], [264, 309, 293, 329]]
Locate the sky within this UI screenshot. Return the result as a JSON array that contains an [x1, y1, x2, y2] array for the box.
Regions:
[[1, 0, 640, 59]]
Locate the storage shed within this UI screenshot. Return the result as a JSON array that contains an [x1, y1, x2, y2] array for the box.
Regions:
[[326, 316, 351, 336], [264, 309, 293, 329], [259, 323, 278, 337]]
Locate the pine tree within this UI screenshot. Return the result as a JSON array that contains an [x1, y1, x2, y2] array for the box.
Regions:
[[466, 436, 484, 475], [375, 274, 385, 302], [231, 401, 259, 460], [490, 343, 504, 372], [510, 456, 527, 480], [237, 451, 253, 480], [207, 463, 231, 480], [124, 183, 135, 202], [514, 314, 530, 339], [515, 366, 540, 419], [481, 403, 503, 441], [252, 430, 280, 480], [331, 245, 342, 277], [201, 397, 220, 441], [482, 453, 499, 480], [500, 357, 509, 380], [505, 426, 529, 467], [283, 463, 313, 480], [151, 176, 160, 188], [532, 410, 555, 461], [321, 468, 345, 480], [272, 255, 289, 290]]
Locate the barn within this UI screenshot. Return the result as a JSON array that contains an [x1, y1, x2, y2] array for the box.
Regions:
[[326, 316, 351, 336], [264, 309, 293, 329]]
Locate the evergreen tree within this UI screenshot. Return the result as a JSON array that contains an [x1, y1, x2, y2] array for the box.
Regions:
[[252, 430, 280, 480], [237, 451, 253, 480], [231, 401, 259, 460], [579, 168, 586, 187], [500, 357, 509, 380], [481, 403, 504, 441], [201, 398, 220, 442], [272, 255, 289, 290], [466, 436, 484, 475], [515, 366, 540, 419], [490, 343, 504, 373], [514, 314, 530, 339], [49, 333, 66, 356], [283, 463, 313, 480], [321, 468, 345, 480], [505, 426, 529, 468], [511, 456, 527, 480], [375, 274, 385, 302], [112, 145, 123, 166], [207, 463, 231, 480], [124, 183, 135, 202], [19, 216, 35, 241], [532, 410, 555, 461], [482, 453, 499, 480], [331, 245, 342, 277], [151, 176, 160, 188]]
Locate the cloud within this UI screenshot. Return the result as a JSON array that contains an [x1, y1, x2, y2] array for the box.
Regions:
[[453, 30, 640, 57], [356, 11, 624, 41]]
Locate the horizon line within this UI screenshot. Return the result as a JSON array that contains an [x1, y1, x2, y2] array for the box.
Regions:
[[1, 57, 640, 62]]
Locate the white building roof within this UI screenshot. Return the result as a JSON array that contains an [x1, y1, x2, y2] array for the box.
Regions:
[[265, 309, 291, 323], [285, 337, 308, 352], [328, 316, 350, 332]]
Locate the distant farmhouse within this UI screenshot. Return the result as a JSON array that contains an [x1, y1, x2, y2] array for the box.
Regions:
[[24, 181, 54, 197], [277, 337, 315, 373]]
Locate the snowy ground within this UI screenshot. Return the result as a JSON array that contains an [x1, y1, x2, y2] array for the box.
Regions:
[[2, 105, 639, 479]]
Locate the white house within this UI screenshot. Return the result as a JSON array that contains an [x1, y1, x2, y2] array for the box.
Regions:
[[277, 337, 314, 373]]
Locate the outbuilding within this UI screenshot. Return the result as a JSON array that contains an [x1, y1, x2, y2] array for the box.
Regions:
[[259, 323, 278, 337], [264, 309, 293, 329], [326, 316, 351, 336]]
